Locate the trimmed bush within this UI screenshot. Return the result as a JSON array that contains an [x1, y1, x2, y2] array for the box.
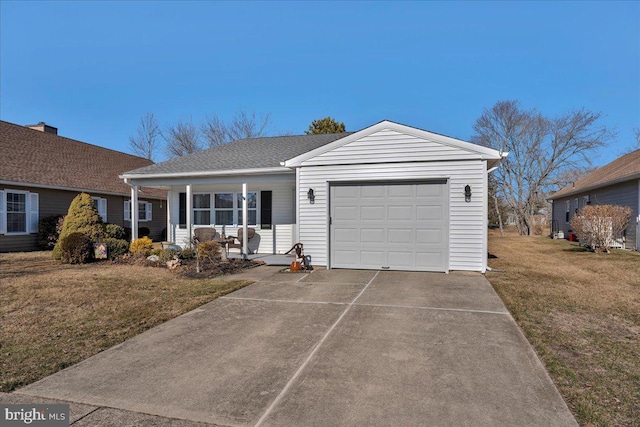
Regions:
[[38, 215, 64, 250], [53, 193, 105, 259], [105, 224, 126, 240], [179, 248, 196, 260], [103, 238, 129, 260], [158, 249, 178, 263], [60, 232, 94, 264], [130, 236, 153, 256]]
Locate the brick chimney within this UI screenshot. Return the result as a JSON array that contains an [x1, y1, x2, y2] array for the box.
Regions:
[[26, 122, 58, 135]]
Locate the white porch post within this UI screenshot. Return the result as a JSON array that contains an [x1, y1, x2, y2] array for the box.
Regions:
[[186, 184, 193, 246], [166, 191, 172, 243], [242, 182, 248, 258], [131, 184, 139, 241]]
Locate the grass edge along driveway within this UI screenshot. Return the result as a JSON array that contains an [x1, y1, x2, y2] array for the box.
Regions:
[[0, 252, 253, 392], [486, 232, 639, 427]]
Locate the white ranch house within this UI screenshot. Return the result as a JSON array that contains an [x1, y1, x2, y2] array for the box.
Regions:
[[121, 121, 506, 273]]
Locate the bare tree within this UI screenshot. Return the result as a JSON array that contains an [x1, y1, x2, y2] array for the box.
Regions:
[[473, 100, 613, 236], [164, 119, 202, 158], [129, 113, 161, 161], [201, 110, 272, 148]]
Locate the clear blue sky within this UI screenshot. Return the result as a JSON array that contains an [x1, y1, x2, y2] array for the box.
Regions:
[[1, 1, 638, 165]]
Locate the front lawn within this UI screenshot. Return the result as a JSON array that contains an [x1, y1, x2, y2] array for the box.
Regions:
[[0, 252, 253, 392], [486, 231, 639, 427]]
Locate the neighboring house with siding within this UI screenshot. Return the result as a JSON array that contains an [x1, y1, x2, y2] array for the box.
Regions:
[[0, 120, 166, 252], [122, 120, 506, 273], [548, 149, 640, 251]]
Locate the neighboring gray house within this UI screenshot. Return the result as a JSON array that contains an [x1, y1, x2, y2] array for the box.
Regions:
[[548, 149, 640, 251], [122, 121, 506, 273]]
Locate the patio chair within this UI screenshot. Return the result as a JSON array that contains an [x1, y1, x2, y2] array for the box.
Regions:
[[193, 227, 217, 244], [228, 228, 256, 254]]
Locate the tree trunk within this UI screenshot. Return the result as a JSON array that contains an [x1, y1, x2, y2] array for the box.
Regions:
[[493, 194, 504, 237]]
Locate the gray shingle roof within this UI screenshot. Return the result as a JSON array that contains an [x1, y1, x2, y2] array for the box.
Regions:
[[124, 133, 353, 176]]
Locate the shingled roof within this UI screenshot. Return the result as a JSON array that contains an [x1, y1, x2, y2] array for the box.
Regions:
[[0, 120, 165, 197], [124, 132, 353, 176], [549, 149, 640, 200]]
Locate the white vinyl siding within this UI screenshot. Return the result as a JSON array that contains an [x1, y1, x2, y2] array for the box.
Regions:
[[300, 129, 481, 167], [168, 181, 295, 251], [299, 160, 484, 270], [124, 200, 152, 222]]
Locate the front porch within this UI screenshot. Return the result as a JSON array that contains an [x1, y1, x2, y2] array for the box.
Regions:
[[227, 252, 295, 266]]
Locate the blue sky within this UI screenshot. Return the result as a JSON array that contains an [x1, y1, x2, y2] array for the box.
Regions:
[[1, 1, 638, 165]]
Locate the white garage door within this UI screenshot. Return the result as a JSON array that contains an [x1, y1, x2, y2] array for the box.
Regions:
[[330, 181, 448, 272]]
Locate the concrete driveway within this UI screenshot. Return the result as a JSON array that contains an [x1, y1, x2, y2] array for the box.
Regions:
[[18, 268, 577, 426]]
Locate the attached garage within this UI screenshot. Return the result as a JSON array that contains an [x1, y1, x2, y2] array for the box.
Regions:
[[284, 120, 506, 273], [330, 181, 448, 272]]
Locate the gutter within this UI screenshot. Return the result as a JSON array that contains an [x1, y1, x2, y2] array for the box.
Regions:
[[120, 166, 291, 180], [548, 172, 640, 200]]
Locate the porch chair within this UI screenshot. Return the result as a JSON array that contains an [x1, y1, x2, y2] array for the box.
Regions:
[[193, 227, 217, 244], [228, 228, 256, 254]]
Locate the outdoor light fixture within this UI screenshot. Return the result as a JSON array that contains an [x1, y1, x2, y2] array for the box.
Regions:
[[464, 185, 472, 202], [307, 188, 315, 204]]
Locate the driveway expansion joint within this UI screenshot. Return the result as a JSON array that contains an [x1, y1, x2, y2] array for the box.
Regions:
[[252, 270, 381, 427]]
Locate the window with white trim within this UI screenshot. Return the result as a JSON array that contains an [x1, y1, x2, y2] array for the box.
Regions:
[[124, 200, 152, 222], [0, 189, 39, 234], [237, 192, 257, 225], [214, 193, 234, 225], [193, 194, 211, 225], [92, 197, 108, 223]]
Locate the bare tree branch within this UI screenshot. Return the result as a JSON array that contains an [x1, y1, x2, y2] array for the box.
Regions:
[[201, 110, 272, 148], [164, 119, 202, 158], [129, 113, 161, 161], [473, 100, 614, 236]]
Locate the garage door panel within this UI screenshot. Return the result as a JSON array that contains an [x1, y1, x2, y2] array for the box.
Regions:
[[334, 228, 358, 243], [361, 251, 385, 266], [416, 183, 443, 197], [333, 186, 359, 198], [360, 186, 385, 198], [361, 228, 385, 243], [387, 185, 412, 198], [331, 182, 447, 272], [388, 228, 413, 244], [416, 229, 443, 244], [361, 206, 385, 221], [416, 252, 445, 270], [417, 205, 443, 221], [388, 205, 413, 221]]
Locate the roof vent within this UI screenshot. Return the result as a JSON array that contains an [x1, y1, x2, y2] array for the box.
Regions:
[[26, 122, 58, 135]]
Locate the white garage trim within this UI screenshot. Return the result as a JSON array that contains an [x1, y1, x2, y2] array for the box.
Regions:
[[328, 179, 449, 272]]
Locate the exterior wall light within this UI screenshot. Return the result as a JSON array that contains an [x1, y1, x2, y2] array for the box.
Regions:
[[307, 188, 315, 204], [464, 185, 472, 203]]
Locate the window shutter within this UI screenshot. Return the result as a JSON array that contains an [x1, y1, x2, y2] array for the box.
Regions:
[[0, 190, 5, 234], [146, 202, 152, 221], [179, 192, 186, 229], [124, 200, 131, 221], [99, 198, 108, 223], [261, 191, 272, 229], [29, 193, 39, 233]]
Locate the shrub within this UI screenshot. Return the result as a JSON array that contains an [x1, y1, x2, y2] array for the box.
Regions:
[[158, 249, 178, 263], [105, 224, 126, 240], [179, 248, 196, 260], [196, 241, 221, 272], [103, 237, 129, 260], [38, 215, 65, 250], [139, 227, 150, 237], [570, 204, 632, 253], [130, 236, 153, 256], [53, 193, 105, 259], [60, 232, 94, 264]]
